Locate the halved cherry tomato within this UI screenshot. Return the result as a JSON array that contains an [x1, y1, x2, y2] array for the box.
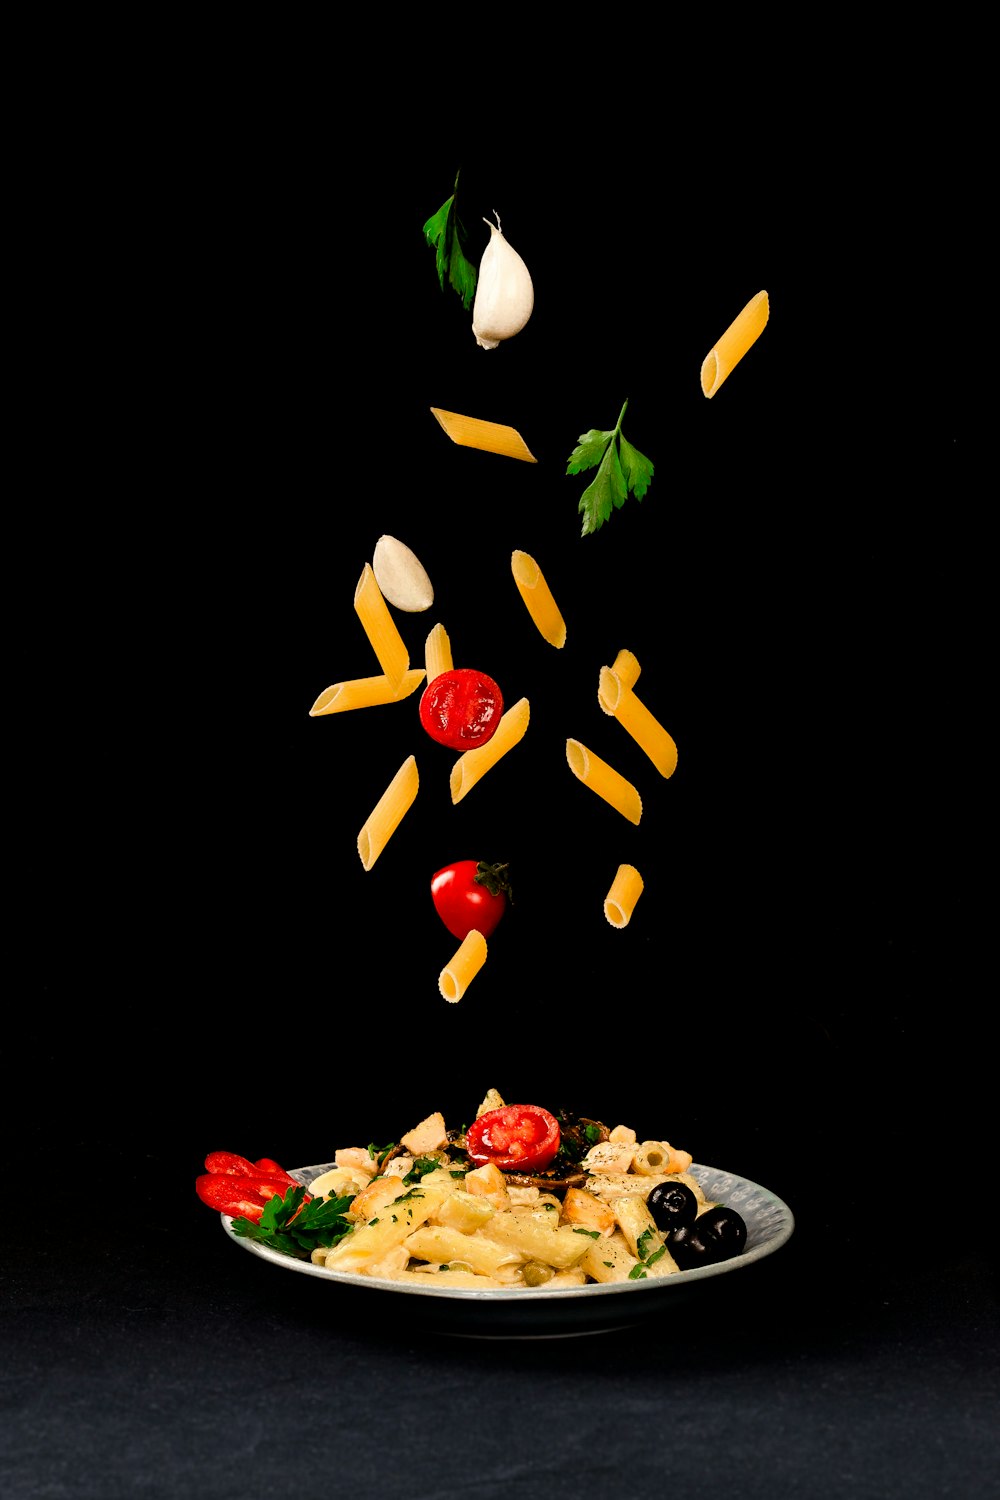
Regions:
[[431, 860, 512, 941], [465, 1105, 561, 1172], [418, 668, 503, 750]]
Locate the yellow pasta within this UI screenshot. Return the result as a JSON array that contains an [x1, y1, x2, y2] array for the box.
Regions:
[[430, 407, 537, 463], [354, 564, 410, 690], [424, 622, 453, 683], [511, 550, 567, 649], [597, 650, 640, 713], [566, 739, 642, 825], [439, 928, 488, 1003], [450, 697, 531, 805], [700, 289, 769, 399], [309, 669, 425, 717], [356, 754, 419, 872], [598, 667, 678, 779], [604, 863, 644, 928]]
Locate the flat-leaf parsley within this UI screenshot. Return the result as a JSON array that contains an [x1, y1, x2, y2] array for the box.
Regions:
[[423, 171, 478, 311], [566, 399, 654, 536], [230, 1185, 355, 1259]]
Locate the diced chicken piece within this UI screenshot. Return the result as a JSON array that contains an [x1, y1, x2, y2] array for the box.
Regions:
[[560, 1186, 617, 1236], [476, 1088, 505, 1118], [334, 1147, 380, 1178], [581, 1140, 637, 1174], [464, 1161, 511, 1210], [399, 1111, 448, 1155], [608, 1124, 637, 1144]]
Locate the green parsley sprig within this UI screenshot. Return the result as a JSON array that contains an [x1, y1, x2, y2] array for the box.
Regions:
[[566, 399, 654, 536], [230, 1185, 355, 1260], [423, 171, 478, 311]]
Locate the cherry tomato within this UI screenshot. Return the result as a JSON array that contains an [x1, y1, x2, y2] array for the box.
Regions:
[[465, 1104, 561, 1172], [431, 860, 512, 941], [418, 668, 504, 750]]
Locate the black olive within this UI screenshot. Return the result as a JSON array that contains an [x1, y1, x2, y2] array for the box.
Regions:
[[646, 1180, 698, 1233], [669, 1205, 748, 1269]]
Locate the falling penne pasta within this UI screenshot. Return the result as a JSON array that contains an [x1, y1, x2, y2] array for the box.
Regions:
[[430, 407, 537, 463], [597, 650, 641, 713], [424, 622, 453, 683], [439, 928, 488, 1002], [604, 864, 644, 929], [357, 755, 419, 871], [598, 667, 678, 779], [566, 739, 642, 825], [450, 698, 531, 805], [354, 564, 410, 690], [511, 550, 567, 649], [309, 669, 426, 717], [700, 290, 769, 399]]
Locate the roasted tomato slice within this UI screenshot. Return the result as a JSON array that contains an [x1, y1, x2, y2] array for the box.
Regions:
[[465, 1105, 561, 1172], [418, 667, 503, 750]]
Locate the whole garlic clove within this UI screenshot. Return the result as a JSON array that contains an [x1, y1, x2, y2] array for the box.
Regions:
[[372, 534, 434, 612], [472, 214, 534, 350]]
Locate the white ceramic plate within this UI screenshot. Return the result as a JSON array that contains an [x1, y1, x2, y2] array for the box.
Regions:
[[221, 1161, 795, 1338]]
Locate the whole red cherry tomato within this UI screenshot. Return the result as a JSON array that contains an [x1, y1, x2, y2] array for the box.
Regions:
[[431, 860, 512, 941], [418, 667, 504, 750], [465, 1104, 561, 1172]]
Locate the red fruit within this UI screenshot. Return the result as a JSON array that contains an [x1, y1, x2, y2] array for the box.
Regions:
[[418, 668, 504, 750], [465, 1105, 561, 1173], [431, 860, 512, 941]]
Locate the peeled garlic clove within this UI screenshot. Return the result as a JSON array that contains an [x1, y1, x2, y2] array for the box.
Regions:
[[472, 214, 534, 350], [372, 534, 434, 612]]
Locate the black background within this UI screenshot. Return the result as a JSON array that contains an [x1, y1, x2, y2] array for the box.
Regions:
[[8, 76, 993, 1500]]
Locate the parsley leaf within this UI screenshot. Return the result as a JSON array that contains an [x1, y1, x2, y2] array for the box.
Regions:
[[403, 1155, 442, 1185], [230, 1185, 355, 1260], [566, 399, 654, 536], [423, 171, 478, 310]]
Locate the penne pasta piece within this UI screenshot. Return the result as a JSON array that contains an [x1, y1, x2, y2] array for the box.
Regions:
[[439, 929, 488, 1003], [598, 668, 678, 779], [357, 755, 419, 872], [604, 864, 644, 928], [597, 650, 640, 713], [566, 739, 642, 826], [354, 564, 410, 689], [430, 407, 537, 463], [700, 289, 769, 399], [424, 622, 453, 683], [309, 669, 426, 717], [450, 697, 531, 805], [511, 550, 567, 649]]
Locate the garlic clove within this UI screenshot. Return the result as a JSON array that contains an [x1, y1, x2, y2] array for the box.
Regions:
[[372, 535, 434, 613], [472, 215, 534, 350]]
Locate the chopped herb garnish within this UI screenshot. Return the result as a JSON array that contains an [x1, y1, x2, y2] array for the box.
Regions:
[[628, 1264, 648, 1280], [402, 1155, 441, 1185], [230, 1186, 355, 1260], [449, 1170, 465, 1179], [636, 1228, 656, 1261], [368, 1218, 380, 1226], [603, 1260, 614, 1269], [645, 1245, 669, 1268], [572, 1227, 601, 1238], [583, 1124, 603, 1144]]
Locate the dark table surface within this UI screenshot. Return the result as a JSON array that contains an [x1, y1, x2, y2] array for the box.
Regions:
[[8, 82, 994, 1500]]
